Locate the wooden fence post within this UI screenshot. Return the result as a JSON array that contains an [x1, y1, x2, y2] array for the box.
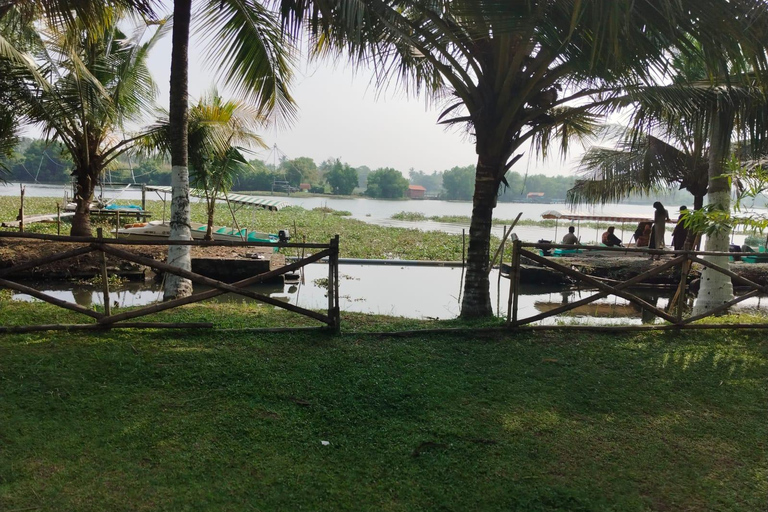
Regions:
[[512, 239, 522, 325], [507, 239, 521, 325], [56, 203, 61, 236], [328, 235, 340, 332], [333, 234, 340, 332], [488, 212, 522, 274], [675, 253, 689, 323], [496, 225, 506, 316], [19, 184, 24, 233], [98, 228, 111, 317], [458, 228, 466, 303]]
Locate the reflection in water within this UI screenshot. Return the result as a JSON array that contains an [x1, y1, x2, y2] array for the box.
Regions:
[[5, 264, 767, 323]]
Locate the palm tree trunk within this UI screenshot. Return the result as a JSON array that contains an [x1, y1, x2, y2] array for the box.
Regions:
[[693, 103, 734, 315], [70, 169, 94, 236], [460, 158, 499, 318], [206, 198, 215, 241], [164, 0, 193, 301]]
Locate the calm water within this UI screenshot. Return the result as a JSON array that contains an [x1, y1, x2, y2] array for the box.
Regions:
[[1, 181, 659, 219], [4, 182, 764, 321], [0, 182, 692, 243], [9, 263, 768, 322]]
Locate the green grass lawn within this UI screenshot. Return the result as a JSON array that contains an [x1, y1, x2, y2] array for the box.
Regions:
[[1, 303, 766, 511]]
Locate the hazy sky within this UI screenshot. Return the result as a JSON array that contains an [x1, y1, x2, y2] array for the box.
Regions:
[[146, 4, 580, 177]]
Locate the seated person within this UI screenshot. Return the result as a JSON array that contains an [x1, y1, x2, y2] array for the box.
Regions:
[[636, 223, 652, 247], [601, 226, 623, 247], [561, 226, 579, 245]]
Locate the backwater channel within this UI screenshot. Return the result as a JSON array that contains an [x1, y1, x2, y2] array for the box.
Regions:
[[3, 183, 767, 323]]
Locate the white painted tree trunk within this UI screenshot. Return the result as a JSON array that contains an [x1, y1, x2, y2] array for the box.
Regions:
[[692, 192, 733, 316], [693, 97, 735, 316], [164, 164, 193, 300]]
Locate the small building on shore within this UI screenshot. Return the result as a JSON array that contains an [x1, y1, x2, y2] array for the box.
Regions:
[[408, 185, 426, 199]]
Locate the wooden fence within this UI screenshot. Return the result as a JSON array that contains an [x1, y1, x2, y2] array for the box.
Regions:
[[0, 231, 340, 334], [505, 240, 768, 331]]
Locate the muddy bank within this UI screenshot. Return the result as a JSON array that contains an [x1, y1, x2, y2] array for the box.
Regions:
[[0, 239, 266, 281]]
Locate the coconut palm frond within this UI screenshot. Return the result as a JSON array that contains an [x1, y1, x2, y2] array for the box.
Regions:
[[18, 0, 156, 30], [198, 0, 296, 129], [568, 146, 667, 206]]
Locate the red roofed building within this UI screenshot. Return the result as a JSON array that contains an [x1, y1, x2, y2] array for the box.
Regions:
[[408, 185, 426, 199], [299, 183, 311, 192]]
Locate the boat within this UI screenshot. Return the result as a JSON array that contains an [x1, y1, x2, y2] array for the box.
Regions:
[[540, 210, 655, 248], [116, 220, 285, 245]]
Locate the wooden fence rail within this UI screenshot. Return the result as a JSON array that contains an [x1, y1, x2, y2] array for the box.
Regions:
[[0, 231, 340, 334], [506, 240, 768, 330]]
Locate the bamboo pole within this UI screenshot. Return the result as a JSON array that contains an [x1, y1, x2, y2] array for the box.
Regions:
[[300, 235, 306, 285], [0, 231, 328, 248], [96, 244, 332, 324], [98, 229, 111, 316], [0, 277, 104, 319], [496, 225, 505, 316], [514, 253, 683, 326], [18, 184, 24, 233], [671, 256, 690, 321], [511, 239, 522, 325], [0, 322, 213, 334], [522, 250, 680, 323], [224, 194, 244, 240], [681, 289, 761, 325], [689, 255, 768, 292], [328, 238, 334, 324], [333, 235, 340, 331], [458, 228, 466, 303], [488, 212, 522, 273], [511, 323, 768, 332], [506, 243, 517, 324]]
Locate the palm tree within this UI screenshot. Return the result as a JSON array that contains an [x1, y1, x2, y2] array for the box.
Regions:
[[290, 0, 761, 318], [140, 90, 267, 239], [12, 12, 170, 235], [569, 130, 709, 211], [164, 0, 296, 299]]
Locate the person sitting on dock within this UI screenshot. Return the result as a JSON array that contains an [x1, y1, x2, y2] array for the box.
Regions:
[[562, 226, 579, 245], [601, 226, 623, 247]]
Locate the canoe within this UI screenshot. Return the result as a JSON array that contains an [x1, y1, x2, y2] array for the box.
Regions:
[[116, 220, 280, 244]]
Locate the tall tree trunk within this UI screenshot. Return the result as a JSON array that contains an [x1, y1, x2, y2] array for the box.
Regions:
[[164, 0, 193, 301], [693, 103, 734, 315], [70, 169, 95, 236], [206, 198, 215, 241], [460, 157, 499, 318]]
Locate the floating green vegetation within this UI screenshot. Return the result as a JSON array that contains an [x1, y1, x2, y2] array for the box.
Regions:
[[0, 197, 494, 261], [311, 206, 352, 216]]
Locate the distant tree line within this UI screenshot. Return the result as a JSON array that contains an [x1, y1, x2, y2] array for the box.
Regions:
[[0, 137, 695, 203]]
